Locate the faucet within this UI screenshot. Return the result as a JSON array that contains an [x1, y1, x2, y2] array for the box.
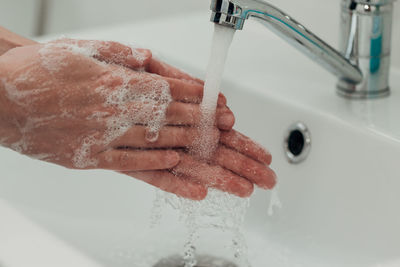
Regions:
[[210, 0, 396, 99]]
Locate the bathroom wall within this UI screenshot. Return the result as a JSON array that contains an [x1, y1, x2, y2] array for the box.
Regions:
[[0, 0, 398, 68], [44, 0, 209, 35], [0, 0, 208, 37], [0, 0, 40, 37], [392, 3, 400, 69], [43, 0, 340, 39]]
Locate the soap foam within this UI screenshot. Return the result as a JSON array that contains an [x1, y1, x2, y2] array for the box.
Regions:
[[37, 39, 172, 168], [38, 40, 99, 74], [74, 72, 171, 168], [9, 115, 57, 155], [72, 134, 99, 169], [130, 46, 148, 66], [1, 77, 51, 108], [95, 70, 171, 146], [1, 39, 172, 169]]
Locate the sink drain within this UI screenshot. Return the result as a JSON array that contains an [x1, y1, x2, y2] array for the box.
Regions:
[[284, 122, 311, 164], [153, 254, 237, 267]]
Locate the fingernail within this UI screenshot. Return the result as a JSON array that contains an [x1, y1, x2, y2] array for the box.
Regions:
[[217, 93, 227, 106], [265, 170, 277, 189], [237, 181, 254, 198], [265, 153, 272, 165]]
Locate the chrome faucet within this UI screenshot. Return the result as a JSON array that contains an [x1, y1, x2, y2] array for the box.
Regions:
[[210, 0, 396, 99]]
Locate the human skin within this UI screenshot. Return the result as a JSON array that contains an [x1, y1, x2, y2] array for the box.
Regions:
[[0, 29, 276, 200]]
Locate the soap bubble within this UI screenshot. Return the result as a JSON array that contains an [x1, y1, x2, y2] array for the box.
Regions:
[[0, 39, 172, 169]]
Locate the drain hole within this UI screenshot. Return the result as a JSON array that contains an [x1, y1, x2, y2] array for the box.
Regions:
[[153, 254, 237, 267], [284, 122, 311, 164], [288, 130, 304, 156]]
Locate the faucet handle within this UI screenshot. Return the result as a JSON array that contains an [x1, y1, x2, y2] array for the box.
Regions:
[[337, 0, 396, 98]]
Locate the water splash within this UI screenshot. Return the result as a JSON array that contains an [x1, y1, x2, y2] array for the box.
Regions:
[[151, 189, 250, 266], [268, 186, 283, 216]]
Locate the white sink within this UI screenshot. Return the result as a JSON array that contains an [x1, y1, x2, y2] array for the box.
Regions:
[[1, 12, 400, 267]]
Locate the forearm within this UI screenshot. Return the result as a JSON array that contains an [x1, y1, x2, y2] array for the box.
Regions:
[[0, 26, 36, 56]]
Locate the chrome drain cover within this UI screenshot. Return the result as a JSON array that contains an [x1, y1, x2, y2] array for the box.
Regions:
[[284, 122, 311, 164], [153, 254, 237, 267]]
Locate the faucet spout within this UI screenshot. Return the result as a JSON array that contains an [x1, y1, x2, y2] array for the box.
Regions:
[[210, 0, 396, 98], [210, 0, 363, 85]]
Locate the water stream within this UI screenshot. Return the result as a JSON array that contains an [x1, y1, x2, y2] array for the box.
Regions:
[[150, 24, 253, 267], [194, 24, 236, 160]]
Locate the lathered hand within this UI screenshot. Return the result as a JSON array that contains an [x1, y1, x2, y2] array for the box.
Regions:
[[0, 37, 275, 200], [126, 130, 276, 200], [0, 39, 231, 168]]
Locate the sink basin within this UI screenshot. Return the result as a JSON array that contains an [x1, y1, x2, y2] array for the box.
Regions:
[[1, 12, 400, 267]]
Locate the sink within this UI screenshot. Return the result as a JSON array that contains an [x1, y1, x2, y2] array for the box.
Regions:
[[1, 12, 400, 267]]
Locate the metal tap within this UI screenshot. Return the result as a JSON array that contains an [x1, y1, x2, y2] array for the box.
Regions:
[[210, 0, 396, 99]]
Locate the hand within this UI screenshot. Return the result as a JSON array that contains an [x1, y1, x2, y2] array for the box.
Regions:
[[0, 39, 234, 171], [124, 129, 276, 200], [0, 37, 276, 200], [89, 40, 277, 199]]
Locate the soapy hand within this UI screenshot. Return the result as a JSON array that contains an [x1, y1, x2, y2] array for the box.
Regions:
[[125, 129, 276, 200], [0, 37, 275, 200], [0, 39, 231, 168]]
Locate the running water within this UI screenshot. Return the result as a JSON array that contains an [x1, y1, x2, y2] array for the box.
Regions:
[[268, 187, 283, 216], [185, 24, 239, 267], [193, 24, 236, 159], [150, 24, 253, 267]]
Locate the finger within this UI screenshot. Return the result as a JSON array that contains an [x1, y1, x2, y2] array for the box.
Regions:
[[96, 149, 180, 171], [52, 39, 153, 70], [147, 58, 204, 86], [213, 146, 276, 189], [97, 44, 152, 70], [123, 170, 208, 200], [166, 102, 235, 130], [110, 126, 219, 149], [166, 77, 226, 106], [172, 153, 254, 198], [218, 93, 227, 106], [220, 130, 272, 165], [217, 105, 235, 130], [79, 39, 152, 69]]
